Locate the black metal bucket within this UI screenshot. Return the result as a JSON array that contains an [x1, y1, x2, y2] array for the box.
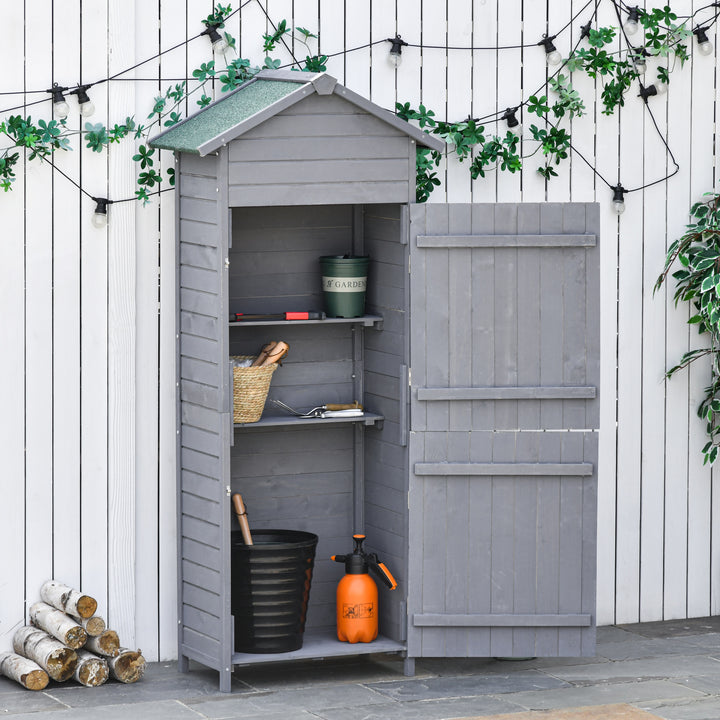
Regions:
[[231, 529, 318, 653]]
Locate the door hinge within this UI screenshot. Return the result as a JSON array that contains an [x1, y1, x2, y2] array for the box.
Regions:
[[408, 368, 411, 387], [226, 485, 231, 497]]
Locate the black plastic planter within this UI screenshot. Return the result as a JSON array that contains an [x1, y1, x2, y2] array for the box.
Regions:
[[231, 529, 318, 653]]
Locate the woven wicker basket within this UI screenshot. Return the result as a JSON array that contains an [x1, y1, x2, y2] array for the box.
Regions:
[[232, 356, 277, 424]]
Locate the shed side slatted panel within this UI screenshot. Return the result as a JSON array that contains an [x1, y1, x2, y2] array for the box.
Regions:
[[407, 203, 598, 658], [363, 204, 409, 642], [178, 152, 228, 667]]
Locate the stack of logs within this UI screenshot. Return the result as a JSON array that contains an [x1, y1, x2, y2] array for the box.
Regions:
[[0, 580, 146, 691]]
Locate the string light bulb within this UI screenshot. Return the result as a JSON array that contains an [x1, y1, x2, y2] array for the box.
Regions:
[[91, 198, 111, 229], [624, 6, 640, 36], [48, 84, 70, 119], [632, 49, 648, 74], [538, 35, 562, 66], [387, 34, 408, 67], [203, 23, 229, 53], [501, 107, 522, 136], [638, 81, 667, 102], [73, 85, 95, 117], [693, 26, 714, 56], [612, 185, 626, 215]]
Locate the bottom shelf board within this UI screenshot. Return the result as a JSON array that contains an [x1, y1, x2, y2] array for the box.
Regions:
[[232, 630, 405, 667]]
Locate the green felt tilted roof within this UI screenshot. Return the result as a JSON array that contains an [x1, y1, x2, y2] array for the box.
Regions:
[[150, 79, 302, 154]]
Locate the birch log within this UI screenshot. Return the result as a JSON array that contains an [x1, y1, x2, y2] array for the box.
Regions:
[[0, 652, 49, 690], [29, 602, 87, 649], [76, 615, 106, 636], [73, 650, 109, 687], [85, 630, 120, 657], [40, 580, 98, 619], [108, 648, 146, 683], [13, 626, 77, 682]]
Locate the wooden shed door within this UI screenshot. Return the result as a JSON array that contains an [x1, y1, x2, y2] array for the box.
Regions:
[[407, 202, 600, 659]]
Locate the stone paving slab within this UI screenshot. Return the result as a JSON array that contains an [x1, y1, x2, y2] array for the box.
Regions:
[[593, 638, 708, 662], [542, 655, 720, 684], [459, 703, 663, 719], [640, 696, 720, 720], [501, 679, 706, 711], [0, 690, 67, 714], [184, 683, 390, 718], [313, 695, 525, 720], [618, 617, 720, 640], [365, 671, 570, 702], [666, 672, 720, 695], [3, 699, 201, 719]]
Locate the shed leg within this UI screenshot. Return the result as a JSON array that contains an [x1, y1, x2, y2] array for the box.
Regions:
[[219, 666, 233, 693], [403, 657, 415, 676], [178, 654, 189, 673]]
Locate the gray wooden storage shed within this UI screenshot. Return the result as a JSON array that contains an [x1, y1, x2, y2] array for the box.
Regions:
[[151, 69, 601, 691]]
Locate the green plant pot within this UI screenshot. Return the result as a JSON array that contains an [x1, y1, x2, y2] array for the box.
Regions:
[[320, 255, 369, 318]]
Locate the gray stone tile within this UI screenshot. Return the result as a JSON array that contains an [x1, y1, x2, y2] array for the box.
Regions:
[[543, 655, 720, 683], [667, 674, 720, 696], [4, 699, 201, 719], [639, 696, 720, 719], [677, 633, 720, 652], [596, 637, 705, 662], [597, 625, 640, 644], [314, 696, 524, 720], [45, 674, 252, 709], [186, 684, 389, 718], [0, 690, 68, 714], [365, 671, 569, 701], [505, 679, 706, 711], [619, 617, 720, 640]]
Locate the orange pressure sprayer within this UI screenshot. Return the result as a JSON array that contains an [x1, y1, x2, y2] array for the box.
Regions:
[[331, 534, 398, 643]]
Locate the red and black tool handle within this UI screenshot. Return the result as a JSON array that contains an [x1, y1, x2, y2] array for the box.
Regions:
[[230, 311, 326, 322]]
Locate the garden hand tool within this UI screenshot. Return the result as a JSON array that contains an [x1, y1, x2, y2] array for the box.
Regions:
[[270, 399, 363, 418]]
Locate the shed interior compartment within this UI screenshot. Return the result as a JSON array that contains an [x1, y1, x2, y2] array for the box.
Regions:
[[228, 203, 408, 663]]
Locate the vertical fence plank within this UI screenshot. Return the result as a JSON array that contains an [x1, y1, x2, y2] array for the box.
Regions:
[[420, 0, 447, 203], [520, 0, 548, 202], [686, 9, 715, 618], [0, 1, 28, 651], [78, 2, 109, 623], [52, 0, 82, 594], [24, 0, 55, 613], [107, 0, 137, 646], [134, 1, 161, 661], [446, 3, 472, 202], [319, 0, 345, 83]]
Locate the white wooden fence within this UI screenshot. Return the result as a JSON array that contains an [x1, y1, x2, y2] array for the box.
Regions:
[[0, 0, 717, 661]]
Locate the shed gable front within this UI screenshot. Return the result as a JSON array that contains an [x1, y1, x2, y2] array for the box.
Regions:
[[226, 93, 415, 207]]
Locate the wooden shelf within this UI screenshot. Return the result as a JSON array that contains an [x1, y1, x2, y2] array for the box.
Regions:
[[229, 314, 383, 329], [231, 630, 405, 667], [234, 412, 383, 429]]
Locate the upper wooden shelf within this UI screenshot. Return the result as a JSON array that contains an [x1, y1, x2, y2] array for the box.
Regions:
[[229, 314, 383, 328]]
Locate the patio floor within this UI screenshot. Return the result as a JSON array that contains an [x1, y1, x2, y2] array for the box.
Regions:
[[3, 617, 720, 719]]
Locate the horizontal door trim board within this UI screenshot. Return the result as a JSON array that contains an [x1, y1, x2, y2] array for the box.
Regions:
[[416, 234, 597, 248], [417, 386, 596, 401], [414, 462, 594, 476], [413, 613, 592, 628]]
